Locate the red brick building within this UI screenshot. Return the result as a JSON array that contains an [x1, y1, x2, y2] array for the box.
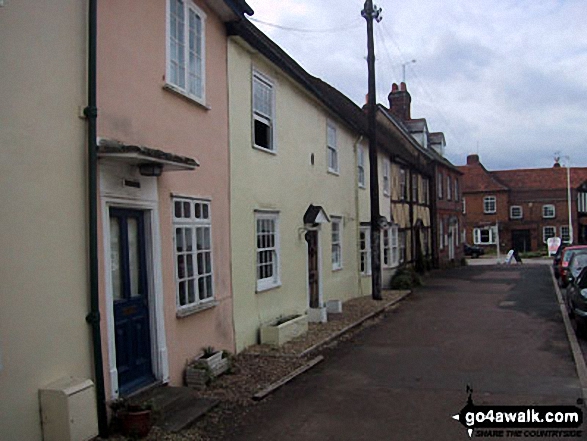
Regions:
[[387, 83, 464, 267], [458, 154, 587, 253]]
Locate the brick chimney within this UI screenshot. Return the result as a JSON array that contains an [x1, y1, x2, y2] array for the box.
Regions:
[[467, 154, 480, 165], [388, 82, 411, 121]]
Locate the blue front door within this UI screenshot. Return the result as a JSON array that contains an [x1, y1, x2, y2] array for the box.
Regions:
[[109, 208, 154, 395]]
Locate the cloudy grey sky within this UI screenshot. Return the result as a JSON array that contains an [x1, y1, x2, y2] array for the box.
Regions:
[[245, 0, 587, 170]]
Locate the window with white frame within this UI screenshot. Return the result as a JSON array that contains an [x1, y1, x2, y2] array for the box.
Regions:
[[327, 122, 338, 173], [399, 230, 406, 264], [438, 173, 443, 199], [510, 205, 523, 219], [382, 227, 391, 268], [454, 179, 459, 201], [462, 197, 466, 214], [484, 196, 496, 214], [400, 168, 407, 200], [383, 158, 390, 196], [390, 225, 399, 266], [253, 71, 275, 152], [359, 226, 371, 275], [561, 226, 570, 243], [543, 226, 556, 243], [542, 204, 555, 219], [412, 173, 419, 202], [331, 217, 342, 270], [446, 176, 452, 200], [439, 218, 444, 249], [357, 146, 365, 188], [167, 0, 206, 102], [579, 192, 587, 213], [474, 227, 496, 244], [256, 212, 280, 291], [173, 197, 214, 311]]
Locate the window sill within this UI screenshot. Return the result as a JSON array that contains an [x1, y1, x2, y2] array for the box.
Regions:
[[360, 273, 371, 277], [256, 282, 282, 294], [327, 169, 340, 176], [163, 83, 210, 110], [176, 300, 219, 319], [332, 266, 343, 272], [253, 145, 277, 155]]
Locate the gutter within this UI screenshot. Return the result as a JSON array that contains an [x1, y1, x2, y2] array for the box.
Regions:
[[84, 0, 108, 436]]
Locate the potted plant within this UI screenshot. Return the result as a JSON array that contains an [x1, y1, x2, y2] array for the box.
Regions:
[[185, 346, 230, 388], [110, 397, 155, 439]]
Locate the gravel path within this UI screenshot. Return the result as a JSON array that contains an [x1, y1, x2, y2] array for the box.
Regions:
[[104, 289, 410, 440]]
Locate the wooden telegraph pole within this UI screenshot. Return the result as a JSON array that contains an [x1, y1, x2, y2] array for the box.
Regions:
[[362, 0, 382, 300]]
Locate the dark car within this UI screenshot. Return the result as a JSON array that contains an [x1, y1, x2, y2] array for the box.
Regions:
[[564, 257, 587, 337], [553, 243, 567, 278], [464, 243, 484, 258], [558, 246, 587, 287]]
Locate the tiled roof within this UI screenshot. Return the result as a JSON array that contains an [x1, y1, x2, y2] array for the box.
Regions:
[[457, 162, 509, 193], [492, 167, 587, 190]]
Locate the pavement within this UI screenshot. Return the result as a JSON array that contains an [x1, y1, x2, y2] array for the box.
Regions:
[[226, 264, 585, 440]]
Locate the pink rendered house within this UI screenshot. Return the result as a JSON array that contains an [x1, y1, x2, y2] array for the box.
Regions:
[[95, 0, 251, 400]]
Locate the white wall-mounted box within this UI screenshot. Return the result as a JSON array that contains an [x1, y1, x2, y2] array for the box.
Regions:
[[39, 377, 99, 441]]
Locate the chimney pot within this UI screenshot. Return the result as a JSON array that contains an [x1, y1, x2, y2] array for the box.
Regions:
[[400, 82, 407, 91], [391, 83, 399, 92], [467, 154, 480, 165]]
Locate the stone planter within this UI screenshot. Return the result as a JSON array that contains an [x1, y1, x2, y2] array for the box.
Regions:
[[260, 314, 308, 346], [326, 299, 343, 314], [185, 351, 229, 388], [119, 408, 152, 438]]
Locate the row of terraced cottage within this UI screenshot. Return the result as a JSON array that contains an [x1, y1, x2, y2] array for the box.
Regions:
[[0, 1, 464, 440]]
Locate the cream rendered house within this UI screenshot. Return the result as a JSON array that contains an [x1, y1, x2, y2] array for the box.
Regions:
[[227, 20, 370, 350], [0, 2, 97, 440]]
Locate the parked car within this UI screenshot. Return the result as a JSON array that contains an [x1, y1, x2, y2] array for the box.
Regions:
[[553, 243, 567, 278], [464, 244, 484, 258], [558, 245, 587, 287], [564, 262, 587, 337]]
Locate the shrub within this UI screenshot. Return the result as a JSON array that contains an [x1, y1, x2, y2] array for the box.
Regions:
[[390, 266, 422, 289]]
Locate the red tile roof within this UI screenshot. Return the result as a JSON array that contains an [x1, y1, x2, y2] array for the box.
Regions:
[[457, 162, 509, 193], [492, 167, 587, 190]]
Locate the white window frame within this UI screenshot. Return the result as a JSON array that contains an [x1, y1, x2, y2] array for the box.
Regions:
[[399, 230, 407, 264], [255, 212, 280, 291], [454, 179, 459, 201], [390, 225, 399, 267], [173, 197, 214, 312], [510, 205, 523, 219], [382, 227, 391, 268], [542, 204, 555, 219], [359, 226, 371, 275], [357, 146, 366, 188], [462, 197, 466, 214], [327, 122, 339, 174], [400, 168, 407, 201], [579, 192, 587, 214], [446, 176, 452, 201], [474, 227, 496, 245], [383, 158, 390, 196], [439, 218, 444, 249], [252, 70, 275, 153], [438, 173, 443, 199], [561, 225, 570, 243], [543, 226, 556, 243], [331, 217, 343, 270], [166, 0, 206, 104], [483, 196, 496, 214]]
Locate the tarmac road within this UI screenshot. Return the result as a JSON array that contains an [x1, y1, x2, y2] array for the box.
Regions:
[[227, 265, 585, 440]]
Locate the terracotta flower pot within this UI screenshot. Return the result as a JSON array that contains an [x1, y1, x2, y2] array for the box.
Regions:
[[120, 408, 152, 438]]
